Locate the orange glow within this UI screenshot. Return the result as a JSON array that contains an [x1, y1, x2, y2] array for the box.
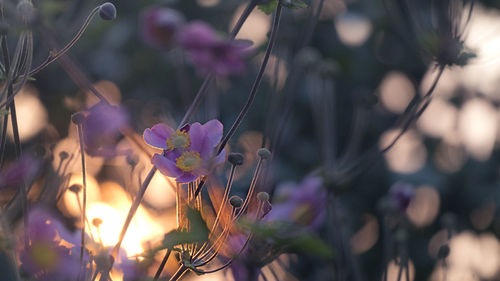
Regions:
[[85, 80, 122, 107], [350, 214, 379, 254], [406, 186, 440, 227], [62, 174, 101, 217], [379, 71, 415, 114], [417, 98, 458, 139], [379, 129, 427, 174], [52, 137, 104, 176]]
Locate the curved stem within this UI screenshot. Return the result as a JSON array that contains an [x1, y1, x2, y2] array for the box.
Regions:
[[76, 122, 88, 275], [217, 1, 283, 154], [29, 6, 100, 76]]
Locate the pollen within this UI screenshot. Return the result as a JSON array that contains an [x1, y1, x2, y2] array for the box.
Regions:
[[30, 242, 58, 270], [176, 151, 202, 172], [167, 130, 190, 150]]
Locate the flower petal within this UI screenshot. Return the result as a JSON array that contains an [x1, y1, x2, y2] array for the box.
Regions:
[[151, 154, 181, 178], [202, 119, 223, 148], [188, 122, 208, 156], [143, 123, 174, 149], [177, 172, 198, 183]]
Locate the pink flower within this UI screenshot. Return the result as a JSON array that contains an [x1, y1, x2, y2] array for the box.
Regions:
[[267, 177, 326, 229], [0, 155, 40, 189], [82, 102, 130, 157], [143, 120, 226, 183], [176, 21, 250, 76], [20, 207, 80, 281], [141, 7, 185, 49]]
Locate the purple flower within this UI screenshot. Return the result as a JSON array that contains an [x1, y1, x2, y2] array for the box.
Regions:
[[82, 102, 130, 157], [389, 182, 415, 212], [20, 207, 80, 281], [143, 119, 226, 183], [267, 177, 326, 229], [141, 7, 185, 49], [176, 21, 250, 76], [0, 155, 40, 189]]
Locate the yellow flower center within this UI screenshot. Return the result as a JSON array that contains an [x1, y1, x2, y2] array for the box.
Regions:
[[176, 151, 202, 172], [166, 130, 190, 150], [30, 242, 58, 270]]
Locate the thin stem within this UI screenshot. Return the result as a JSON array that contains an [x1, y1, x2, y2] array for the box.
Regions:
[[1, 34, 28, 248], [76, 122, 88, 271], [177, 1, 256, 127], [28, 6, 100, 76], [169, 265, 188, 281], [217, 1, 283, 155], [153, 249, 172, 281]]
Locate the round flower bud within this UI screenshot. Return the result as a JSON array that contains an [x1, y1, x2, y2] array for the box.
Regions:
[[71, 112, 85, 125], [229, 196, 243, 208], [126, 154, 139, 167], [69, 184, 82, 193], [92, 218, 103, 227], [99, 2, 117, 21], [59, 151, 69, 160], [95, 251, 113, 271], [438, 244, 450, 259], [257, 148, 271, 159], [257, 192, 269, 201], [228, 153, 244, 166]]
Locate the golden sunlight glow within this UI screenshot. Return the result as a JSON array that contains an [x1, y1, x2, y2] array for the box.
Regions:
[[334, 12, 372, 47], [88, 182, 166, 256], [379, 71, 415, 114], [7, 85, 48, 142], [230, 4, 271, 48], [379, 129, 426, 174], [62, 174, 101, 217], [406, 186, 440, 227], [458, 98, 497, 161], [52, 137, 104, 176]]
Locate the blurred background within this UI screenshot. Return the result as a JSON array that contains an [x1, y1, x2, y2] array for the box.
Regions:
[[5, 0, 500, 280]]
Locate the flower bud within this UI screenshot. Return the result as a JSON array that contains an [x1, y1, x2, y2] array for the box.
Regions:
[[92, 218, 103, 227], [228, 153, 244, 166], [71, 112, 85, 125], [99, 2, 117, 21], [59, 151, 69, 160], [126, 154, 139, 167], [438, 244, 450, 259], [257, 148, 271, 159], [69, 184, 82, 193], [229, 196, 243, 208], [257, 192, 269, 201]]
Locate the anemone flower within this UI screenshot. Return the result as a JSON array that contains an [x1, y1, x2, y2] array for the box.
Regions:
[[141, 6, 185, 49], [143, 120, 225, 183]]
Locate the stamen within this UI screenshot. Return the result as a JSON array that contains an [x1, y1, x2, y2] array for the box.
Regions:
[[175, 151, 201, 172], [167, 130, 190, 150]]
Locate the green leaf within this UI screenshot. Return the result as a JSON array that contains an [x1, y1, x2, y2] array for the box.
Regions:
[[258, 0, 279, 15], [282, 0, 308, 9], [162, 208, 209, 249]]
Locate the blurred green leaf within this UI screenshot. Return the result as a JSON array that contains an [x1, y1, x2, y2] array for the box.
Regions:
[[258, 0, 278, 14], [162, 208, 209, 249], [283, 0, 308, 10]]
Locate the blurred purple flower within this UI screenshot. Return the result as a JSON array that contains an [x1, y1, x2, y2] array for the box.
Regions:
[[82, 102, 129, 157], [267, 177, 326, 229], [141, 7, 185, 49], [143, 120, 225, 183], [176, 21, 250, 76], [20, 207, 80, 281], [389, 182, 415, 212], [0, 155, 40, 189]]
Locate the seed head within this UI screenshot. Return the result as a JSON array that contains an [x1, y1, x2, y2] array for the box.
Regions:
[[229, 196, 243, 208], [228, 153, 244, 166], [257, 148, 271, 159], [71, 112, 85, 125], [69, 184, 82, 193], [257, 192, 269, 201]]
